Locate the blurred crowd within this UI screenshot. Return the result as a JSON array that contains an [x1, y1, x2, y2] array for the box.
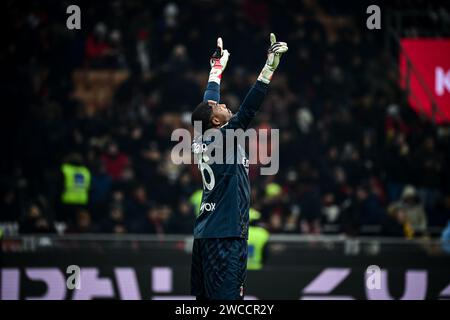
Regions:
[[1, 0, 449, 237]]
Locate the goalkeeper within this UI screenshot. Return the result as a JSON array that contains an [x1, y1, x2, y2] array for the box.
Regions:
[[190, 34, 288, 300]]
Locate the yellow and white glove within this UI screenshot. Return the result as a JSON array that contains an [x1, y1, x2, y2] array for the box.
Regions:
[[258, 33, 288, 84], [208, 37, 230, 84]]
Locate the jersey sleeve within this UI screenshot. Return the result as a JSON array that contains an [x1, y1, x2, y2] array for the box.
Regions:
[[203, 81, 220, 103], [222, 80, 268, 130]]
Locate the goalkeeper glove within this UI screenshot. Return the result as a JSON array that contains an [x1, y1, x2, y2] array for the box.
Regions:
[[258, 33, 288, 84], [208, 37, 230, 84]]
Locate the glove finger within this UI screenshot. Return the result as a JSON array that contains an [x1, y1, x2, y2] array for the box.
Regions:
[[217, 37, 223, 50], [270, 42, 287, 49], [270, 43, 283, 51], [273, 45, 288, 53], [222, 49, 230, 58], [274, 48, 288, 54], [270, 44, 287, 54], [270, 33, 276, 45]]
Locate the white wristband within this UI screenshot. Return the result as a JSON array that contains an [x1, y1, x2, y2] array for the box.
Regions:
[[257, 65, 274, 84], [208, 68, 222, 84]]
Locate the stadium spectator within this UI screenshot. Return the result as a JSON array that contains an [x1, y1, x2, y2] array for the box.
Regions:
[[136, 29, 151, 76], [321, 193, 341, 225], [105, 29, 128, 69], [391, 185, 428, 235], [66, 209, 97, 233], [0, 186, 21, 222], [19, 201, 55, 234], [382, 204, 414, 238], [126, 184, 153, 228], [89, 162, 113, 220], [341, 184, 386, 236], [167, 200, 195, 234], [85, 22, 111, 68], [100, 205, 128, 234], [189, 189, 203, 217], [268, 212, 284, 233], [134, 205, 169, 234], [59, 153, 92, 222], [101, 141, 130, 181], [247, 208, 270, 270], [413, 136, 443, 215]]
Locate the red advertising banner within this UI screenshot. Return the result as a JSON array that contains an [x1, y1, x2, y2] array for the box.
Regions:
[[400, 39, 450, 124]]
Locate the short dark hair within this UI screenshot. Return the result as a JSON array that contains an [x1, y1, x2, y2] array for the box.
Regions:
[[191, 101, 213, 133]]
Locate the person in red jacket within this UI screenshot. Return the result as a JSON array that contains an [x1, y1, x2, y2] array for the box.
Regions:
[[85, 22, 111, 67], [101, 141, 129, 181]]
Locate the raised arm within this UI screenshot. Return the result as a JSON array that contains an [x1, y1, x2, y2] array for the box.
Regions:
[[203, 37, 230, 103], [225, 33, 288, 130]]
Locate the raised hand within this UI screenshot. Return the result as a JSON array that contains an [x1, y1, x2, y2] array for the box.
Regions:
[[209, 37, 230, 84], [258, 33, 288, 84]]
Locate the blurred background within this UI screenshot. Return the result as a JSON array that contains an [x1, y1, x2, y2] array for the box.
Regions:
[[1, 0, 450, 300]]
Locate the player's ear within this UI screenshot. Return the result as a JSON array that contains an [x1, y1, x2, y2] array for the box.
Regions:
[[211, 115, 221, 127]]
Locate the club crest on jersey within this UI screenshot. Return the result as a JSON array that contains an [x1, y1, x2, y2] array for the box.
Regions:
[[192, 142, 207, 154]]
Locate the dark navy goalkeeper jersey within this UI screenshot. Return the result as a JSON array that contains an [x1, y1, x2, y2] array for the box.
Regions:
[[192, 80, 269, 239]]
